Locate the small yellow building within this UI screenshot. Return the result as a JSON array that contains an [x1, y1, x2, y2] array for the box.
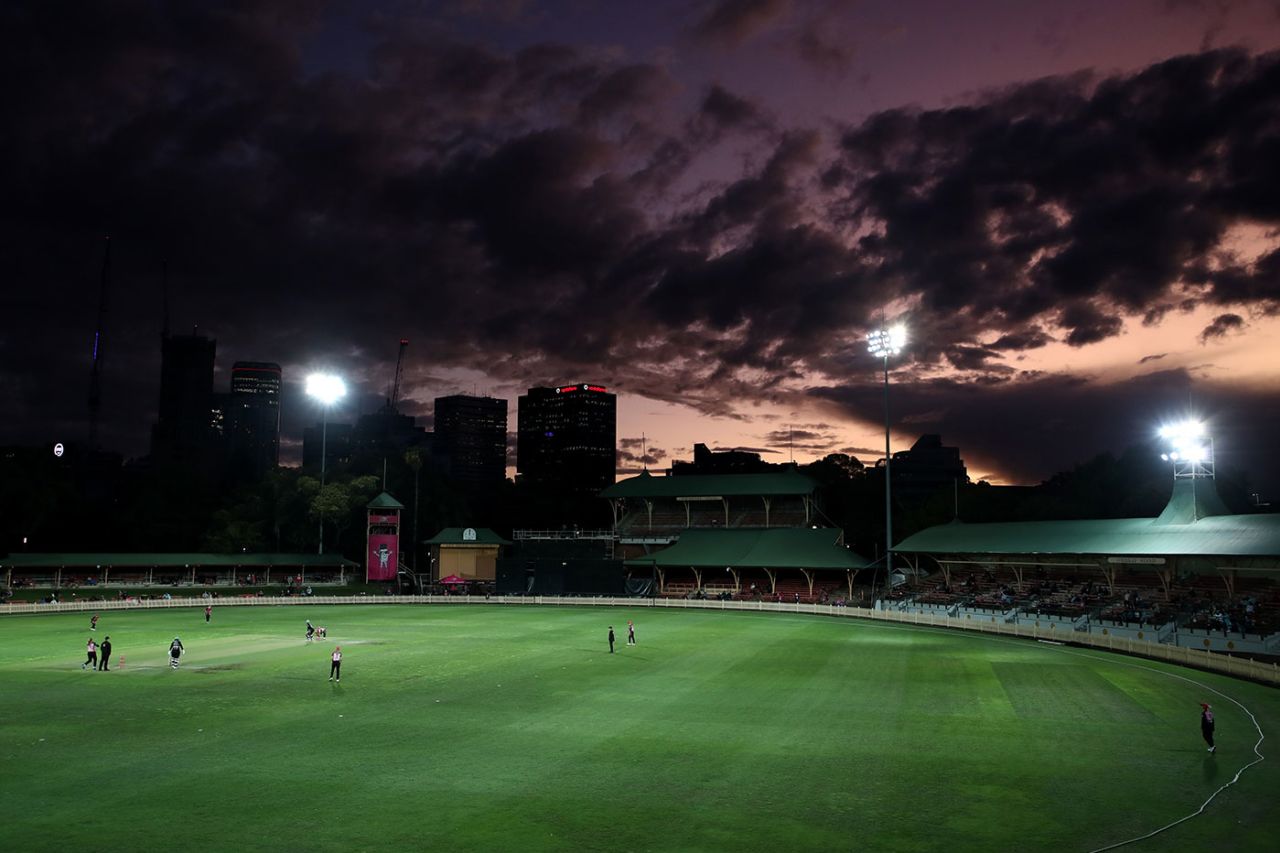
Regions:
[[425, 527, 511, 582]]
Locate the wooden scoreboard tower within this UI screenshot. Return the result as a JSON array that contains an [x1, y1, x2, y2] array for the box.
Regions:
[[366, 492, 404, 582]]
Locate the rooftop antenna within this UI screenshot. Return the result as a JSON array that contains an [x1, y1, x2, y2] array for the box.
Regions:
[[642, 432, 647, 471], [87, 236, 111, 449]]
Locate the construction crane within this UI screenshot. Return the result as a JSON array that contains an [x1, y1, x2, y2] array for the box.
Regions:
[[389, 338, 409, 412]]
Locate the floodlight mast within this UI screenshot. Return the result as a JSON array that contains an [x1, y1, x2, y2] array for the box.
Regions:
[[306, 372, 348, 554], [866, 322, 907, 603], [1158, 420, 1215, 480], [1158, 419, 1214, 522]]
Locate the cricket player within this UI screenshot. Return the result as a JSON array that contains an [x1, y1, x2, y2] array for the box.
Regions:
[[83, 637, 97, 670], [1201, 703, 1216, 753], [169, 637, 184, 669], [329, 646, 342, 682]]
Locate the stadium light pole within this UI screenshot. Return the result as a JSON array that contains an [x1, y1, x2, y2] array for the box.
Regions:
[[867, 322, 907, 605], [306, 372, 347, 554], [1158, 419, 1214, 520]]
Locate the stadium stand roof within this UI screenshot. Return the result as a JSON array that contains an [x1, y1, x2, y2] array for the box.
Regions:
[[626, 528, 868, 570], [895, 481, 1280, 559], [0, 553, 358, 568], [424, 527, 511, 546], [602, 469, 817, 499]]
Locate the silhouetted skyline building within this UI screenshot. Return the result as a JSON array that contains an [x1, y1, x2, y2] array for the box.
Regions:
[[224, 362, 282, 481], [353, 408, 428, 455], [889, 434, 969, 504], [150, 332, 216, 468], [671, 442, 777, 476], [434, 394, 508, 489], [517, 384, 616, 492], [302, 422, 354, 470]]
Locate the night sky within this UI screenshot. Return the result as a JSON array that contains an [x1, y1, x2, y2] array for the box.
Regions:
[[4, 0, 1280, 492]]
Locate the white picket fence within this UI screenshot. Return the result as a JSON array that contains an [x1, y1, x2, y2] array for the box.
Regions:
[[5, 594, 1277, 685]]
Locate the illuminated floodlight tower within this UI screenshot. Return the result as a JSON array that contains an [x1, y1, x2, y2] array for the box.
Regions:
[[1158, 420, 1214, 480], [867, 322, 907, 601], [306, 372, 347, 554], [1159, 419, 1214, 522]]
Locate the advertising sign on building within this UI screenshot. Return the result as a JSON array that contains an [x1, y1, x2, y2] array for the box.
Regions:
[[367, 534, 399, 581]]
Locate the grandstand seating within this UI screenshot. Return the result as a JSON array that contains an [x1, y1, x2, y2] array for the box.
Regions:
[[895, 566, 1280, 643], [616, 496, 811, 536]]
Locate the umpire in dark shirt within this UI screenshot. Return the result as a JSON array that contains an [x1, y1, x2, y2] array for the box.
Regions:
[[608, 626, 615, 653], [99, 636, 112, 671]]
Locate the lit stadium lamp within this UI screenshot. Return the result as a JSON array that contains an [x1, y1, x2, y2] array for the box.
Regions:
[[307, 372, 347, 554], [866, 324, 907, 358], [867, 319, 908, 604], [306, 373, 347, 406], [1157, 418, 1214, 484]]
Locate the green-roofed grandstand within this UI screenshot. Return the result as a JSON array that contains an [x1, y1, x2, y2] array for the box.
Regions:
[[604, 469, 819, 538], [1, 552, 358, 591], [892, 478, 1280, 656], [605, 468, 871, 603]]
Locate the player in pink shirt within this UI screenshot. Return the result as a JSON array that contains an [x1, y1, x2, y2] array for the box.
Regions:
[[1200, 702, 1216, 754]]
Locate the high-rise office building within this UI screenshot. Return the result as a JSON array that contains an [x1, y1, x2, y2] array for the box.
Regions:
[[434, 395, 508, 489], [517, 384, 616, 492], [225, 362, 282, 481], [889, 434, 969, 505], [302, 408, 430, 472], [150, 332, 216, 468], [302, 422, 355, 470]]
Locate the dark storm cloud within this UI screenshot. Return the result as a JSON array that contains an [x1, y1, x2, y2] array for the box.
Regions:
[[690, 85, 773, 140], [794, 22, 855, 73], [945, 345, 1014, 373], [990, 328, 1054, 351], [761, 427, 835, 453], [812, 368, 1280, 489], [691, 0, 791, 47], [689, 0, 856, 73], [1199, 312, 1246, 341], [832, 49, 1280, 354], [577, 64, 677, 124], [618, 436, 668, 469], [3, 3, 1279, 490]]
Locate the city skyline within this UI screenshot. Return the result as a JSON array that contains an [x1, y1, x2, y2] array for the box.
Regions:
[[4, 1, 1280, 492]]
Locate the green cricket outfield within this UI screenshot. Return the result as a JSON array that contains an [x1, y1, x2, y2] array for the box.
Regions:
[[0, 604, 1275, 852]]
